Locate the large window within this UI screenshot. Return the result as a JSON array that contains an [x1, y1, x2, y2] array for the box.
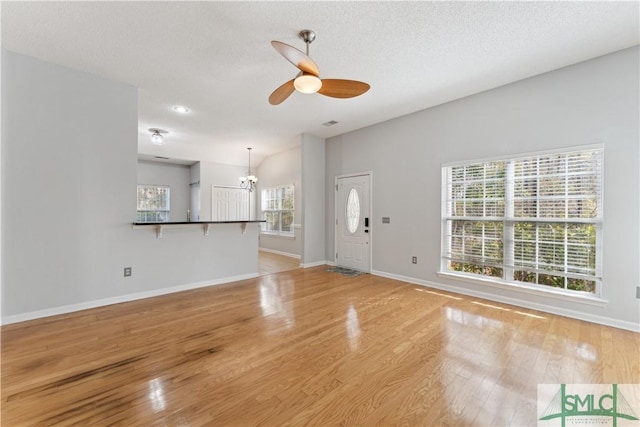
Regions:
[[441, 147, 603, 296], [261, 184, 294, 236], [137, 185, 170, 222]]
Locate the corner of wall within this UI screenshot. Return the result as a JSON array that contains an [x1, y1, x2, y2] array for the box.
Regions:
[[301, 134, 326, 264]]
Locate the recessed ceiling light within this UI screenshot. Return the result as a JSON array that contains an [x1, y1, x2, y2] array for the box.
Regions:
[[173, 106, 190, 114], [322, 120, 339, 127]]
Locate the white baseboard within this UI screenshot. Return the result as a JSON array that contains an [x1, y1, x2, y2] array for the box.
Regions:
[[1, 272, 259, 325], [258, 247, 301, 259], [371, 269, 640, 333], [300, 260, 330, 268], [9, 267, 634, 333]]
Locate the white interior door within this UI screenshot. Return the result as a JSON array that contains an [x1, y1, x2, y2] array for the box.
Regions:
[[336, 174, 371, 272], [212, 186, 248, 221]]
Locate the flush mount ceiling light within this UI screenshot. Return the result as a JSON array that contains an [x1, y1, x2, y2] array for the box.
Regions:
[[149, 128, 168, 145], [172, 105, 190, 114]]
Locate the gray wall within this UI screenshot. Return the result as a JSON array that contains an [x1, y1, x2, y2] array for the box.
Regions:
[[137, 160, 191, 222], [199, 160, 255, 221], [1, 50, 260, 322], [302, 134, 326, 266], [325, 46, 640, 330], [256, 146, 302, 257]]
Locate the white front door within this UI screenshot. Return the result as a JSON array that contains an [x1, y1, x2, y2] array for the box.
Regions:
[[336, 174, 371, 272]]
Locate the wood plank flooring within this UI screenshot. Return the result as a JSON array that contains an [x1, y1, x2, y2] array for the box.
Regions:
[[258, 250, 300, 275], [2, 266, 638, 426]]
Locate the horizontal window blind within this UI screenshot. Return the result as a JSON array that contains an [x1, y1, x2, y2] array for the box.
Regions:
[[261, 184, 294, 235], [137, 185, 170, 223], [442, 147, 603, 295]]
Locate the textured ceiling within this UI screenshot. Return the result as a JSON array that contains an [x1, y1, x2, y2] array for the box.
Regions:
[[2, 1, 638, 167]]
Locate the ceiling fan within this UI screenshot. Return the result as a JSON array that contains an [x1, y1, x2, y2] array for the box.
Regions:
[[269, 30, 370, 105]]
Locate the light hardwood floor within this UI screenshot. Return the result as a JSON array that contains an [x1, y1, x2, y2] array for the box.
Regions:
[[2, 267, 638, 426], [258, 250, 300, 275]]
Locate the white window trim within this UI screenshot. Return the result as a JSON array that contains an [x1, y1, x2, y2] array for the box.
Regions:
[[137, 184, 170, 222], [260, 230, 296, 239], [260, 184, 295, 238], [436, 271, 607, 307], [441, 143, 604, 168], [440, 143, 604, 299]]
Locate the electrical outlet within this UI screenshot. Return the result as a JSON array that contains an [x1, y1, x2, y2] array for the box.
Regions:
[[636, 286, 640, 299], [412, 256, 417, 264], [124, 267, 132, 277], [382, 217, 390, 224]]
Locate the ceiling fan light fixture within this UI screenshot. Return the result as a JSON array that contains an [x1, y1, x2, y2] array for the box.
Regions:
[[269, 30, 369, 105], [294, 74, 322, 94]]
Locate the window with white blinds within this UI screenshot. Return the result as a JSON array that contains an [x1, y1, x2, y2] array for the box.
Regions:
[[441, 147, 603, 296], [137, 185, 170, 222], [261, 184, 295, 236]]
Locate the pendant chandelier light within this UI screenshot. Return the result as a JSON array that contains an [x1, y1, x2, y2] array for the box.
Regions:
[[239, 147, 258, 192]]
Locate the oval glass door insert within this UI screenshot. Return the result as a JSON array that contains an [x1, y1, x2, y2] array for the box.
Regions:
[[346, 188, 360, 234]]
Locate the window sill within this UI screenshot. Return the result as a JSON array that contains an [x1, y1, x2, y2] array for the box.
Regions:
[[436, 271, 608, 307], [260, 232, 295, 240]]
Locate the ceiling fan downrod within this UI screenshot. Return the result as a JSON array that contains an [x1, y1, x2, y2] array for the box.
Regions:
[[299, 29, 316, 56]]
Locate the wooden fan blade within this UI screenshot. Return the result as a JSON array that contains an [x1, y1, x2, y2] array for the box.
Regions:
[[269, 79, 295, 105], [318, 79, 370, 99], [271, 41, 320, 76]]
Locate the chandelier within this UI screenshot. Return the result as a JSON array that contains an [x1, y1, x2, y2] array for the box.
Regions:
[[239, 147, 258, 192]]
